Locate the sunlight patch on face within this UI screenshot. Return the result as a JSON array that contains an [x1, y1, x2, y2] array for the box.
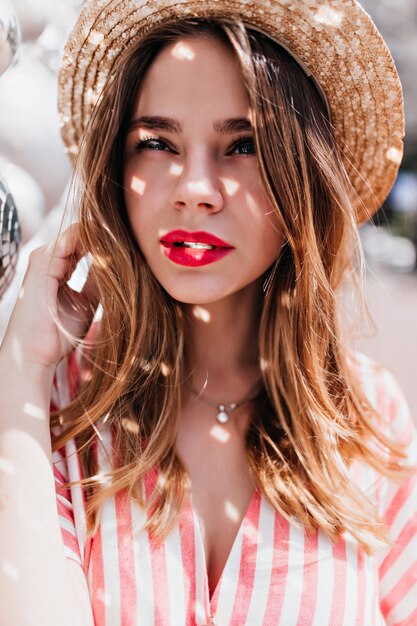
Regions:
[[221, 176, 240, 196], [187, 180, 213, 195], [191, 305, 211, 322], [170, 162, 183, 176], [171, 41, 196, 61], [209, 424, 231, 444], [224, 499, 239, 523], [131, 176, 146, 195]]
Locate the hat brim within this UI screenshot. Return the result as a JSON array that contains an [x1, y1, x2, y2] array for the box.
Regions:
[[58, 0, 405, 224]]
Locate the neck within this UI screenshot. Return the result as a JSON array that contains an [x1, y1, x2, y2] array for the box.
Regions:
[[182, 277, 264, 403]]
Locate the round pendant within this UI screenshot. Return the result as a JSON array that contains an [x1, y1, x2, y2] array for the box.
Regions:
[[216, 410, 229, 424]]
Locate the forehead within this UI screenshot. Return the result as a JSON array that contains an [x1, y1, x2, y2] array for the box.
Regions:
[[133, 35, 251, 120]]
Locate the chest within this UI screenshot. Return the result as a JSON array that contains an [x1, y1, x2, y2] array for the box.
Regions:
[[175, 406, 255, 596]]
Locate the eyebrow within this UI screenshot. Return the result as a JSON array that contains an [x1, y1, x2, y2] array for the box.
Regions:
[[126, 115, 253, 135]]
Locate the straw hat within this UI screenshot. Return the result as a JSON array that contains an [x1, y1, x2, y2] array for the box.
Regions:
[[58, 0, 405, 224]]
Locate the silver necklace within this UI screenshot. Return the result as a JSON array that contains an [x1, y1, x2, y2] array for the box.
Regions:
[[188, 378, 263, 424]]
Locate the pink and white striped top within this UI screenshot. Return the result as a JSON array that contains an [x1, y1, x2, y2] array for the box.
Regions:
[[51, 346, 417, 626]]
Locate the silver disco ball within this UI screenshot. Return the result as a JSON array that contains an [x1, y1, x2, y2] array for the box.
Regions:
[[0, 178, 21, 300], [0, 0, 21, 76]]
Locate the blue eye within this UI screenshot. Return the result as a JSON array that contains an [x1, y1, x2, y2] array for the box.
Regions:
[[134, 137, 169, 151], [230, 136, 256, 156]]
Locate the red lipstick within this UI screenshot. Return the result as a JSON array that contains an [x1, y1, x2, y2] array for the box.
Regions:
[[160, 229, 234, 267]]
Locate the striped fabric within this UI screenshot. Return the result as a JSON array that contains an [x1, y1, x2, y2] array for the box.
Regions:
[[51, 347, 417, 626]]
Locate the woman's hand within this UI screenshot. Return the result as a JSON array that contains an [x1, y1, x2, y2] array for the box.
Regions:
[[1, 223, 99, 372]]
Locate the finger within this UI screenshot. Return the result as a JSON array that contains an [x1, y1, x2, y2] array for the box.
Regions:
[[45, 224, 86, 283], [56, 280, 99, 345]]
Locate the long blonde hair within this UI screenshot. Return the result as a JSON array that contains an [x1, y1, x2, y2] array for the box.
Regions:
[[51, 18, 410, 552]]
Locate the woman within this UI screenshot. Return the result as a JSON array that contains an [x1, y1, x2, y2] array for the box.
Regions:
[[1, 1, 416, 625]]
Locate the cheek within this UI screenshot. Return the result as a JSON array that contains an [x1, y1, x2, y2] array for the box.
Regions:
[[252, 197, 283, 258], [124, 169, 160, 226], [243, 183, 280, 233], [123, 177, 146, 245], [123, 162, 148, 205]]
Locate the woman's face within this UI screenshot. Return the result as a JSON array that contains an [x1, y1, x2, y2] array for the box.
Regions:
[[123, 34, 284, 305]]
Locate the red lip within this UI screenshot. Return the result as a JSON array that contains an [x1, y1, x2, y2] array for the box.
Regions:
[[159, 230, 234, 267], [160, 230, 233, 248]]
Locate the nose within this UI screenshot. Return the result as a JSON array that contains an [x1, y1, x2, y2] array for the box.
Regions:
[[172, 152, 224, 214]]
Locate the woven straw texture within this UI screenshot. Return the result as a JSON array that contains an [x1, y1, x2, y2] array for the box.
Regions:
[[58, 0, 405, 223]]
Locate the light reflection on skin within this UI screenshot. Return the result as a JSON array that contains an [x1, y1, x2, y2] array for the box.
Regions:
[[220, 177, 240, 196], [169, 162, 183, 176], [131, 176, 146, 195], [0, 458, 15, 475], [224, 499, 239, 522], [186, 180, 215, 196], [209, 424, 231, 444], [2, 560, 19, 580], [129, 161, 242, 199], [191, 305, 211, 323], [23, 402, 47, 419], [171, 41, 196, 61]]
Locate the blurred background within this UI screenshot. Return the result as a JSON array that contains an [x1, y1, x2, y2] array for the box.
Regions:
[[1, 0, 417, 421]]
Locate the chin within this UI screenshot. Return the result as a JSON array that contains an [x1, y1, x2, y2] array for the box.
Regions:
[[168, 290, 228, 306], [164, 282, 252, 307], [152, 268, 258, 305]]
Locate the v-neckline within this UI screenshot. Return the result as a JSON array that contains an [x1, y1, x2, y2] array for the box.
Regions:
[[188, 488, 259, 614]]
